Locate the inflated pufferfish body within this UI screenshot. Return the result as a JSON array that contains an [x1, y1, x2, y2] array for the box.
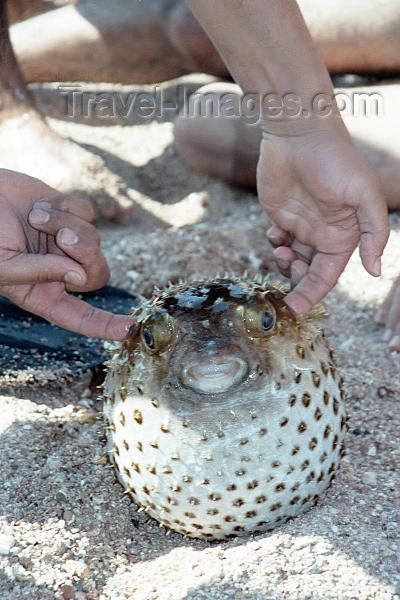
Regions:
[[103, 276, 346, 540]]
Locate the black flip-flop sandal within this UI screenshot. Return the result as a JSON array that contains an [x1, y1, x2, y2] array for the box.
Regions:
[[0, 286, 138, 381]]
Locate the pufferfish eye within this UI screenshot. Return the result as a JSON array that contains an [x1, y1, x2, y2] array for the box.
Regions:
[[141, 313, 176, 353], [142, 328, 155, 350], [236, 301, 277, 337]]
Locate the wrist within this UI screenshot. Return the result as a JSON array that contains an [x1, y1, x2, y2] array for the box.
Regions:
[[261, 107, 350, 140], [260, 94, 349, 139]]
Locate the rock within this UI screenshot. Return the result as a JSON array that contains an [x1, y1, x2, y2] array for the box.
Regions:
[[330, 525, 339, 534], [392, 582, 400, 597], [12, 565, 31, 582], [62, 510, 75, 524], [0, 535, 15, 555], [309, 564, 326, 574], [56, 490, 68, 502], [361, 471, 377, 486], [60, 584, 76, 600], [74, 562, 91, 580], [18, 555, 33, 570], [126, 270, 140, 282]]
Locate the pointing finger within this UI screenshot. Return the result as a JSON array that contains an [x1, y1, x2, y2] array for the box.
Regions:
[[39, 294, 134, 340], [11, 286, 133, 340]]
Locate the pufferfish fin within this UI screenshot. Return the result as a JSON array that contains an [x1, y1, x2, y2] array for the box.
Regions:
[[305, 303, 329, 321]]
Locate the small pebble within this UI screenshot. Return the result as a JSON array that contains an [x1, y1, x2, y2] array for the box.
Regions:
[[0, 535, 15, 555], [361, 471, 377, 486], [330, 525, 339, 534], [60, 584, 76, 600], [126, 270, 140, 282], [391, 582, 400, 597], [18, 556, 33, 570], [12, 565, 31, 582], [309, 564, 325, 574], [63, 510, 75, 524]]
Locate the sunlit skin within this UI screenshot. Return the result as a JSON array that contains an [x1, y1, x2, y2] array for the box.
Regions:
[[174, 80, 400, 350], [0, 0, 395, 342], [0, 170, 132, 339]]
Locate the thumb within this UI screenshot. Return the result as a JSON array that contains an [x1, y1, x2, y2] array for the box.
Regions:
[[358, 190, 389, 277], [0, 253, 87, 287]]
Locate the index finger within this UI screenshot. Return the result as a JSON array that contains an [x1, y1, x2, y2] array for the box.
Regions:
[[284, 251, 351, 314], [33, 292, 133, 340]]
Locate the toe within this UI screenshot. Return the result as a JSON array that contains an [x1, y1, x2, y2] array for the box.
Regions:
[[384, 281, 400, 333], [388, 333, 400, 352], [376, 278, 399, 325]]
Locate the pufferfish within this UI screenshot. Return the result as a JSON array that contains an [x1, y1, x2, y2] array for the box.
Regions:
[[102, 276, 346, 540]]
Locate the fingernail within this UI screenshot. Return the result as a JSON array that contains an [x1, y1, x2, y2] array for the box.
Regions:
[[29, 208, 50, 224], [33, 200, 52, 210], [382, 328, 392, 342], [267, 228, 279, 240], [59, 228, 79, 246], [65, 271, 85, 286], [389, 335, 400, 350], [273, 248, 288, 263], [373, 257, 381, 277]]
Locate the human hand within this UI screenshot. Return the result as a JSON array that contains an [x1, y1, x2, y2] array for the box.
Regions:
[[258, 127, 389, 314], [0, 169, 132, 340]]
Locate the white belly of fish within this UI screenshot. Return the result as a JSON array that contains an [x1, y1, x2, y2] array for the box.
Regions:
[[103, 370, 345, 540]]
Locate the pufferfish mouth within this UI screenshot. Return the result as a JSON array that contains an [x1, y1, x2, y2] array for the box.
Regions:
[[181, 357, 248, 394]]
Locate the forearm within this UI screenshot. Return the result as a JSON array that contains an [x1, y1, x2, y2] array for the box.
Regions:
[[186, 0, 345, 134]]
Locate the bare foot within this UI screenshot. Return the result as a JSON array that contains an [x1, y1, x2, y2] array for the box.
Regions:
[[376, 277, 400, 351], [0, 108, 133, 220]]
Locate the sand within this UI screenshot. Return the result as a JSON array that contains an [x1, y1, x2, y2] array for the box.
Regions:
[[0, 77, 399, 600]]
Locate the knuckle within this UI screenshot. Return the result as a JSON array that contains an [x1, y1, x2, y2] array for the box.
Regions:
[[78, 304, 106, 336], [36, 269, 59, 284]]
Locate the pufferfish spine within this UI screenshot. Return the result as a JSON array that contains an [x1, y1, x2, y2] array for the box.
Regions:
[[103, 276, 346, 540]]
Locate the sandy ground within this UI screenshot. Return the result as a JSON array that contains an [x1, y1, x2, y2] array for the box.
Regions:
[[0, 77, 399, 600]]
